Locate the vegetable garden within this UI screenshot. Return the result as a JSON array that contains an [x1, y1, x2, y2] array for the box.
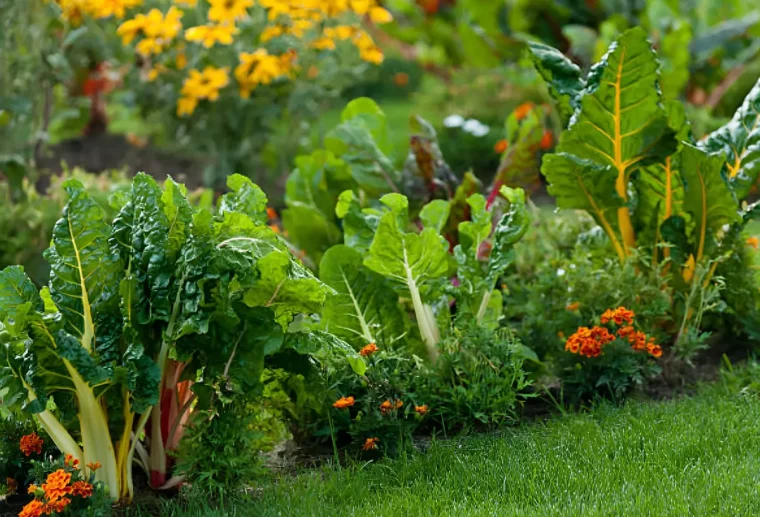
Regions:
[[2, 1, 760, 515]]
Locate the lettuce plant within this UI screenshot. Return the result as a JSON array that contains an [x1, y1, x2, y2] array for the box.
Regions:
[[0, 173, 356, 501]]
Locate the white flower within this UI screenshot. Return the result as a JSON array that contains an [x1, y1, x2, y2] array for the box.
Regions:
[[443, 114, 465, 128], [556, 268, 566, 277], [462, 118, 490, 137]]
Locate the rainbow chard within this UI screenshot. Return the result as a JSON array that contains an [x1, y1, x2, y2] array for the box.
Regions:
[[453, 187, 530, 328], [532, 27, 678, 262], [0, 179, 160, 502], [1, 173, 349, 502], [363, 194, 452, 362]]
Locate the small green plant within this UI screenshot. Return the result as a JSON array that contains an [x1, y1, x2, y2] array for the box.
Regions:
[[420, 323, 534, 431]]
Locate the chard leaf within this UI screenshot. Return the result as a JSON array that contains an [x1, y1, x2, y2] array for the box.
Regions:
[[635, 102, 688, 244], [281, 205, 342, 265], [285, 330, 367, 376], [658, 23, 692, 100], [243, 250, 331, 327], [325, 99, 400, 196], [538, 28, 677, 260], [44, 179, 121, 351], [458, 194, 491, 252], [488, 187, 530, 284], [364, 200, 450, 360], [680, 144, 740, 261], [218, 174, 268, 224], [364, 210, 450, 291], [528, 40, 585, 124], [335, 190, 383, 253], [285, 150, 352, 219], [319, 245, 405, 348], [161, 177, 193, 261], [419, 200, 451, 234], [699, 79, 760, 200]]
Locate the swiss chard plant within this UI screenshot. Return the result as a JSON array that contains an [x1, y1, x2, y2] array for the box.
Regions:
[[531, 28, 760, 340], [0, 173, 360, 501], [319, 185, 531, 363]]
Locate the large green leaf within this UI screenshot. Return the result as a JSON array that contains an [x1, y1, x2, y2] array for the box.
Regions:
[[699, 79, 760, 200], [218, 174, 268, 224], [528, 40, 584, 124], [634, 102, 688, 244], [319, 245, 405, 348], [680, 144, 741, 261], [335, 190, 383, 253], [539, 28, 678, 260], [243, 250, 332, 328], [284, 150, 353, 220], [44, 179, 121, 351]]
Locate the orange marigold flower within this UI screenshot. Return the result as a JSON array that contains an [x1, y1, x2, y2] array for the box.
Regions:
[[42, 469, 72, 503], [333, 396, 355, 409], [269, 223, 281, 234], [63, 453, 80, 468], [19, 499, 45, 517], [616, 325, 635, 339], [393, 72, 409, 87], [647, 342, 663, 358], [539, 129, 553, 150], [600, 307, 635, 325], [514, 102, 533, 121], [27, 484, 39, 495], [86, 461, 101, 472], [415, 404, 428, 416], [42, 497, 71, 514], [6, 477, 17, 495], [394, 399, 404, 409], [747, 236, 759, 249], [379, 399, 394, 415], [266, 207, 277, 220], [359, 343, 379, 356], [565, 326, 615, 358], [362, 437, 379, 450], [565, 301, 580, 311], [71, 481, 94, 498], [19, 433, 43, 456], [494, 139, 508, 154]]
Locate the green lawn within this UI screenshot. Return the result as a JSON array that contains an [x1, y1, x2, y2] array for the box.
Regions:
[[136, 377, 760, 516]]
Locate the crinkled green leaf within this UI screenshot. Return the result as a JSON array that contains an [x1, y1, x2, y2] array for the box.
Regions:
[[458, 194, 491, 253], [44, 179, 121, 350], [319, 245, 405, 348], [700, 79, 760, 200], [528, 40, 584, 124], [285, 330, 367, 376], [243, 250, 331, 328], [161, 177, 193, 261], [218, 174, 268, 224]]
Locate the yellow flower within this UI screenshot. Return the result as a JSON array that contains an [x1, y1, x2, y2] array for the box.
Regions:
[[350, 0, 372, 15], [208, 0, 253, 23], [185, 23, 238, 48], [181, 66, 230, 101], [173, 0, 197, 6], [369, 6, 392, 23], [260, 25, 284, 42], [136, 37, 163, 56], [177, 96, 198, 116], [312, 36, 336, 50], [88, 0, 143, 19], [235, 49, 293, 97], [117, 15, 146, 45], [360, 46, 383, 65]]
